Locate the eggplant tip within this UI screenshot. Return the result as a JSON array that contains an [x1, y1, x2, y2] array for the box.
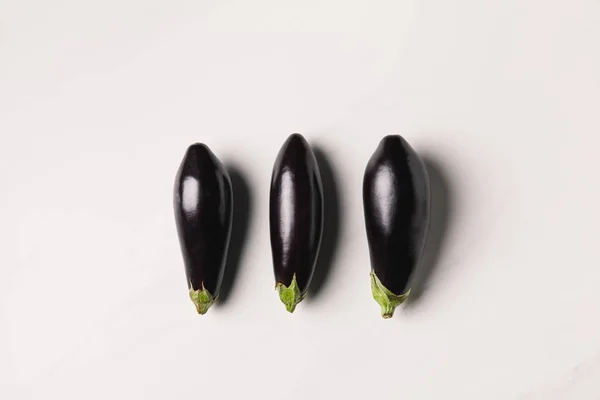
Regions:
[[189, 283, 214, 315], [276, 274, 304, 313], [370, 271, 410, 319]]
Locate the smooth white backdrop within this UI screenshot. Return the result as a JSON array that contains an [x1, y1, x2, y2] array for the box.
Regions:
[[1, 1, 600, 399]]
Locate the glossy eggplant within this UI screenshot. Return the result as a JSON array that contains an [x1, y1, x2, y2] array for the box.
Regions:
[[270, 134, 324, 312], [174, 143, 233, 314], [363, 135, 430, 318]]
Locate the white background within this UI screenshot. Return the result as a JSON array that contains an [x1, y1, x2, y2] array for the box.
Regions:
[[1, 1, 600, 399]]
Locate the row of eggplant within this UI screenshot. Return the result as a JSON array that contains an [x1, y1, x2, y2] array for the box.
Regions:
[[173, 134, 431, 318]]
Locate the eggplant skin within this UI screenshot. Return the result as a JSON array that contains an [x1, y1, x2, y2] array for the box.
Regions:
[[173, 143, 233, 314], [270, 133, 324, 312], [363, 135, 430, 317]]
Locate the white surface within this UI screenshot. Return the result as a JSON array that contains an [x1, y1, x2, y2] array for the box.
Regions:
[[1, 1, 600, 399]]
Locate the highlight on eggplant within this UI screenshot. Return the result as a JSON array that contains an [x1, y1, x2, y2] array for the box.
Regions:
[[173, 143, 233, 314], [363, 135, 430, 318], [270, 133, 324, 313]]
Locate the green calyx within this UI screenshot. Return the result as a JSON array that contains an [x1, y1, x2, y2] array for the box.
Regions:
[[370, 271, 410, 319], [276, 274, 305, 313], [189, 282, 214, 315]]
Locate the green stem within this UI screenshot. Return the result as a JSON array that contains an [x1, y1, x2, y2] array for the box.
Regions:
[[189, 282, 214, 315], [276, 274, 304, 313], [370, 271, 410, 319]]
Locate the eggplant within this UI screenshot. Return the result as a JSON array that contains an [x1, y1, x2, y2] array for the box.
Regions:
[[270, 134, 324, 312], [363, 135, 430, 318], [173, 143, 233, 314]]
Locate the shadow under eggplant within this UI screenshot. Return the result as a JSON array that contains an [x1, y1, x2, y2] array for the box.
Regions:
[[216, 164, 253, 306], [306, 146, 343, 301], [405, 155, 456, 308]]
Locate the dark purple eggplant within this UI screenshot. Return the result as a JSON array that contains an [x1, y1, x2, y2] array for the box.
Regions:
[[270, 134, 324, 312], [363, 135, 430, 318], [174, 143, 233, 314]]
